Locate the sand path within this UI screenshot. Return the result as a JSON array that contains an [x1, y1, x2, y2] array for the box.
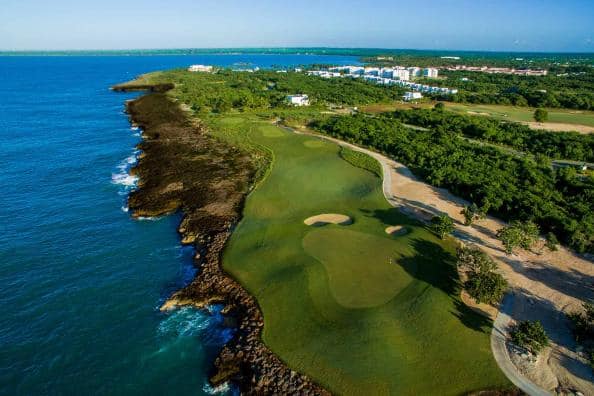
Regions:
[[283, 123, 594, 395]]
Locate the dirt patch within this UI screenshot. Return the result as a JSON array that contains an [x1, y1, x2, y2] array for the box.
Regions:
[[384, 225, 408, 236], [304, 214, 352, 226], [522, 121, 594, 134]]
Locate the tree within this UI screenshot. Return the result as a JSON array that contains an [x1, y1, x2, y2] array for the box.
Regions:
[[545, 232, 559, 251], [466, 270, 507, 305], [497, 220, 540, 254], [457, 246, 507, 305], [511, 320, 549, 355], [431, 215, 454, 239], [461, 203, 485, 226], [533, 108, 548, 123], [434, 102, 445, 111]]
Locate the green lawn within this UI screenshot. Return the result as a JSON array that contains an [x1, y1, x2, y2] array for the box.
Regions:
[[446, 103, 594, 127], [362, 101, 594, 127], [211, 115, 509, 395]]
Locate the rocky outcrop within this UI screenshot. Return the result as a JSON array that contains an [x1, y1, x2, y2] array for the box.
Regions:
[[116, 84, 329, 395]]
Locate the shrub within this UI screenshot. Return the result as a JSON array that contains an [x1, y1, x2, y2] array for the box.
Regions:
[[465, 271, 507, 305], [533, 108, 548, 123], [431, 215, 454, 239], [457, 246, 507, 305], [511, 320, 549, 355], [545, 232, 559, 251]]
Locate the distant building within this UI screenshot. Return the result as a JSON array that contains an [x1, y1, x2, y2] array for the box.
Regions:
[[407, 67, 422, 78], [188, 64, 213, 73], [394, 68, 411, 81], [423, 68, 439, 78], [287, 94, 310, 106], [403, 92, 423, 101], [364, 67, 381, 76]]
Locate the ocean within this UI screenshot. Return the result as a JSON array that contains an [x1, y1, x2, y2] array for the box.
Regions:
[[0, 54, 358, 395]]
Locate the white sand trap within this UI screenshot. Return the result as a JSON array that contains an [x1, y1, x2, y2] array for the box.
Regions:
[[385, 225, 408, 236], [304, 214, 352, 227]]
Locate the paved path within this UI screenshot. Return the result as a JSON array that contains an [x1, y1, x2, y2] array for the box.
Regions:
[[492, 294, 552, 396], [281, 124, 594, 395]]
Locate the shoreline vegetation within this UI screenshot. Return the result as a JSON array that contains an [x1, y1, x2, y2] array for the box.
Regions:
[[111, 60, 593, 393], [112, 70, 517, 395], [112, 82, 331, 394]]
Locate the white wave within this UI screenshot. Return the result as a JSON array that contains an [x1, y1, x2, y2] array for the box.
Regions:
[[111, 172, 138, 187], [203, 382, 231, 395], [158, 307, 212, 337], [121, 205, 129, 213], [136, 216, 162, 221], [131, 125, 140, 131]]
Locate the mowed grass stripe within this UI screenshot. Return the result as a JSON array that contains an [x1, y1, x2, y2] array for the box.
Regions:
[[212, 116, 510, 395]]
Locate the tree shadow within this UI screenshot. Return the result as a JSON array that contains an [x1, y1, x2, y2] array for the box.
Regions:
[[496, 254, 594, 302], [359, 207, 422, 228], [397, 238, 493, 333]]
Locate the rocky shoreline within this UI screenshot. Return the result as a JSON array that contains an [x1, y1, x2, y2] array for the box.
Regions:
[[113, 83, 330, 395]]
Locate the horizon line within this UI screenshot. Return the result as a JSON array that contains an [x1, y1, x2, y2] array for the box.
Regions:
[[1, 46, 593, 55]]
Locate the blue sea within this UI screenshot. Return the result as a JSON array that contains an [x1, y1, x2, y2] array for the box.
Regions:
[[0, 54, 358, 395]]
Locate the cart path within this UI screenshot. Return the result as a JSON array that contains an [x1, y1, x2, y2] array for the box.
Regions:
[[282, 123, 594, 395]]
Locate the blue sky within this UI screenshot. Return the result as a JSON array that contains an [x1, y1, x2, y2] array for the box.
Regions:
[[1, 0, 592, 52]]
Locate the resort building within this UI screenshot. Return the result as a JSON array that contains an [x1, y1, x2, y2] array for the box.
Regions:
[[403, 92, 423, 101], [287, 94, 310, 106], [307, 65, 458, 96], [188, 64, 213, 73], [408, 67, 422, 77], [423, 68, 439, 78]]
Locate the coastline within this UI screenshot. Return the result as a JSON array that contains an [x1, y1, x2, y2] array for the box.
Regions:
[[112, 83, 330, 395]]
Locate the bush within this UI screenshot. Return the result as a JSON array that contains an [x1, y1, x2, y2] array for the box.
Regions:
[[431, 215, 454, 239], [465, 271, 507, 305], [533, 108, 548, 122], [511, 320, 549, 355], [545, 232, 559, 251], [457, 246, 507, 305]]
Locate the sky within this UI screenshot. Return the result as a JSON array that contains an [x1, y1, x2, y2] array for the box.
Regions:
[[1, 0, 593, 52]]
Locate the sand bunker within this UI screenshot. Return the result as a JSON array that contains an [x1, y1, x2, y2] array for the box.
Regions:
[[304, 214, 352, 227], [385, 225, 408, 236]]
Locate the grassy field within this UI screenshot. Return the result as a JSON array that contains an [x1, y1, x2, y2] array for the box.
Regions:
[[362, 101, 594, 127], [211, 115, 509, 395]]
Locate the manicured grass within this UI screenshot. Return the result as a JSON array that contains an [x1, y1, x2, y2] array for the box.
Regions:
[[339, 146, 383, 178], [212, 116, 509, 395], [362, 101, 594, 127]]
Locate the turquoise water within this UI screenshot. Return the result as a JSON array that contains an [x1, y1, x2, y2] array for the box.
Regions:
[[0, 54, 358, 395]]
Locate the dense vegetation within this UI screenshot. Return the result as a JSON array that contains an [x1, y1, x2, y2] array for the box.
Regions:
[[423, 70, 594, 110], [312, 114, 594, 253], [149, 69, 404, 113], [387, 107, 594, 162], [338, 146, 382, 178]]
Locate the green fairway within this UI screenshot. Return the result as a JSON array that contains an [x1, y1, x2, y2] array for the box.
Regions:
[[446, 103, 594, 127], [213, 116, 509, 395], [362, 101, 594, 128]]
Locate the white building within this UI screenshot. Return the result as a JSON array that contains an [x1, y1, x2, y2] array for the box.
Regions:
[[423, 68, 439, 78], [407, 67, 422, 78], [403, 92, 423, 101], [364, 67, 381, 76], [188, 64, 213, 73], [287, 94, 310, 106], [393, 69, 410, 81]]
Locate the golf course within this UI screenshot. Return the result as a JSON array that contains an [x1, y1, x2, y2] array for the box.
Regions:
[[211, 115, 510, 395], [362, 101, 594, 129]]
